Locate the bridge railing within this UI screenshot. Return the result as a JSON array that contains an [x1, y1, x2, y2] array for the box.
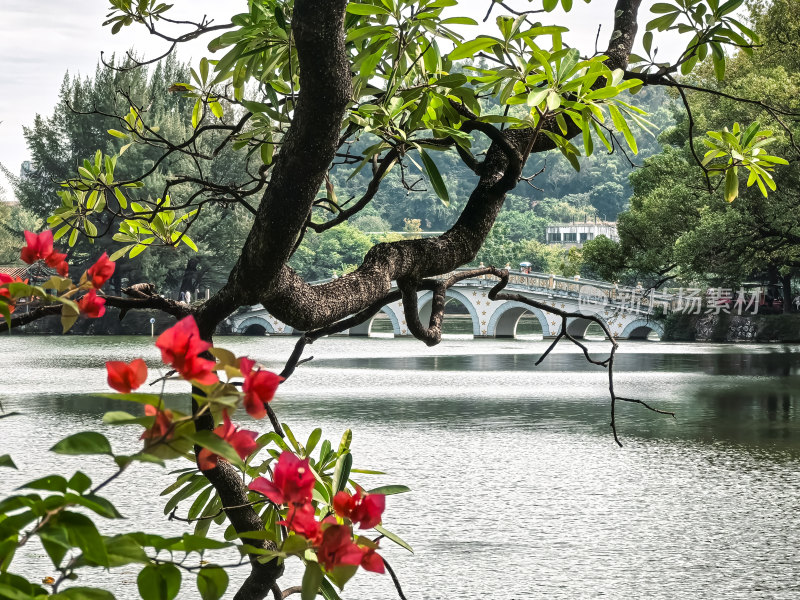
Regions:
[[437, 269, 675, 314]]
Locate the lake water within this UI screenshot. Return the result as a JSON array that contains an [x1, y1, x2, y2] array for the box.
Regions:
[[1, 335, 799, 599]]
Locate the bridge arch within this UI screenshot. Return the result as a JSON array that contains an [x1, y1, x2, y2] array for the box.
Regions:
[[566, 316, 592, 338], [565, 315, 612, 339], [417, 289, 481, 336], [348, 306, 402, 336], [236, 316, 275, 335], [487, 301, 556, 338], [621, 318, 664, 340]]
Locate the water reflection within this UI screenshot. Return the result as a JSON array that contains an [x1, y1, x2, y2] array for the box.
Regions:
[[316, 348, 800, 377], [1, 337, 799, 599]]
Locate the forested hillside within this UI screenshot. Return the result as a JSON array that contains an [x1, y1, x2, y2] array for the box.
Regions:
[[327, 83, 673, 229], [297, 83, 674, 278]]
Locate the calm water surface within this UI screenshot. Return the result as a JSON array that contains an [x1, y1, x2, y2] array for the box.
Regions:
[[1, 335, 799, 599]]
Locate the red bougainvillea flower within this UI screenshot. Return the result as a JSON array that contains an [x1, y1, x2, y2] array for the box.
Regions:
[[0, 273, 26, 314], [240, 357, 283, 419], [359, 546, 385, 574], [45, 251, 69, 277], [155, 316, 218, 385], [248, 451, 315, 506], [20, 230, 54, 264], [316, 524, 364, 572], [279, 502, 321, 542], [56, 259, 68, 277], [19, 230, 69, 275], [86, 252, 115, 288], [197, 411, 258, 471], [78, 289, 106, 318], [140, 404, 174, 441], [333, 488, 386, 530], [106, 358, 148, 393]]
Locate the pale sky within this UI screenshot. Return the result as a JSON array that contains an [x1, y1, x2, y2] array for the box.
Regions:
[[0, 0, 693, 201]]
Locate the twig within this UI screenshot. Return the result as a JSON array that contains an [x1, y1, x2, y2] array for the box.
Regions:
[[168, 499, 269, 523], [476, 266, 673, 446], [617, 397, 676, 417], [383, 557, 408, 600], [671, 76, 712, 193], [535, 332, 564, 366], [266, 404, 284, 438]]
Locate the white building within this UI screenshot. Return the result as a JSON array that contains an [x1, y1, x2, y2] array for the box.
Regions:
[[546, 221, 618, 246]]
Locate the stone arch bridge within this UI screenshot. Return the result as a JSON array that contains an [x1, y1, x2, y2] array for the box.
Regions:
[[229, 270, 674, 340]]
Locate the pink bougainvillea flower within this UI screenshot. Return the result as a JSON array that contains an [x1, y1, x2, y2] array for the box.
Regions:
[[20, 230, 54, 264], [248, 451, 315, 506], [359, 546, 385, 574], [155, 316, 218, 385], [78, 289, 106, 318], [333, 489, 385, 530], [0, 273, 27, 314], [240, 357, 283, 419], [197, 411, 258, 471], [140, 404, 174, 441], [106, 358, 148, 393], [279, 502, 321, 542], [19, 230, 69, 275], [86, 252, 115, 288], [45, 251, 69, 277], [316, 524, 364, 572]]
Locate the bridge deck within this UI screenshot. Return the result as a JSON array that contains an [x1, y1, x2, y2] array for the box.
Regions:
[[232, 270, 672, 340], [433, 269, 675, 315]]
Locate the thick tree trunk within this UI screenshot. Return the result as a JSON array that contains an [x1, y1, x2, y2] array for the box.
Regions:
[[193, 2, 353, 597]]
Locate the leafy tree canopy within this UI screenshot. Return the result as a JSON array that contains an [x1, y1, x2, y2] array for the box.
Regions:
[[583, 0, 800, 306]]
